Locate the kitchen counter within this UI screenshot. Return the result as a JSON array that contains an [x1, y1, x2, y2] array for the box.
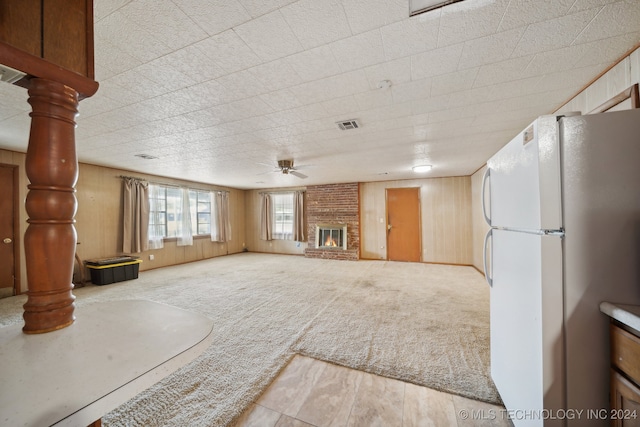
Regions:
[[600, 302, 640, 332], [0, 299, 213, 426]]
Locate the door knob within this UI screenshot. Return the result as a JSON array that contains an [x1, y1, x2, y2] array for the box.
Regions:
[[387, 224, 392, 231], [3, 238, 11, 244]]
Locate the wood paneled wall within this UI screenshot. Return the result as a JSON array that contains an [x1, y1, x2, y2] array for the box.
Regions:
[[74, 164, 246, 275], [360, 177, 473, 265], [1, 148, 246, 292], [244, 188, 307, 255]]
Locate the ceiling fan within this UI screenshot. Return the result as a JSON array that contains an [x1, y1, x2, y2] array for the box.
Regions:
[[276, 159, 308, 179]]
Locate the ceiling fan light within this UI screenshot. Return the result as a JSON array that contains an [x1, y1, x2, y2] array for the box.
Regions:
[[412, 165, 432, 173]]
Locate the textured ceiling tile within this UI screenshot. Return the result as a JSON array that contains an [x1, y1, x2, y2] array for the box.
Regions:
[[411, 43, 464, 80], [498, 0, 574, 32], [259, 89, 304, 111], [196, 30, 262, 74], [236, 0, 298, 18], [431, 67, 478, 97], [290, 70, 370, 104], [0, 86, 28, 117], [341, 0, 408, 35], [573, 0, 640, 44], [524, 44, 595, 77], [216, 70, 270, 102], [321, 95, 361, 118], [285, 45, 343, 83], [157, 44, 226, 83], [354, 90, 395, 110], [331, 29, 386, 73], [178, 0, 251, 36], [135, 59, 199, 92], [363, 57, 412, 90], [234, 10, 304, 61], [391, 79, 432, 103], [534, 63, 605, 93], [247, 59, 305, 92], [572, 32, 640, 68], [473, 55, 534, 88], [79, 80, 144, 115], [93, 36, 143, 80], [289, 103, 330, 122], [226, 97, 276, 120], [458, 27, 526, 70], [511, 7, 600, 57], [109, 69, 170, 99], [380, 12, 440, 61], [568, 0, 619, 13], [281, 0, 353, 49], [119, 0, 208, 49], [437, 0, 510, 48], [263, 110, 303, 127], [1, 0, 639, 188], [96, 11, 171, 62], [94, 0, 132, 21], [171, 80, 229, 110]]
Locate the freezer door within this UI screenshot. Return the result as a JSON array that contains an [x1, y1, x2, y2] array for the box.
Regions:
[[490, 229, 564, 427], [560, 109, 640, 417], [484, 115, 562, 231]]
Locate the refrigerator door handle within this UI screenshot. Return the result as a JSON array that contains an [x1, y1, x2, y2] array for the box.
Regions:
[[481, 168, 491, 226], [483, 228, 493, 287]]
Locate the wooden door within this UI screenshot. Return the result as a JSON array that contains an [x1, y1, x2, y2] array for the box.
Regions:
[[386, 187, 421, 262], [0, 165, 18, 296]]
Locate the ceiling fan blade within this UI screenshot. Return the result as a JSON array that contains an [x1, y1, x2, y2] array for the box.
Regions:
[[290, 170, 308, 179]]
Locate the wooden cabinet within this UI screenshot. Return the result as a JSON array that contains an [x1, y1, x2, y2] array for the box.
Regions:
[[610, 323, 640, 427], [0, 0, 94, 78]]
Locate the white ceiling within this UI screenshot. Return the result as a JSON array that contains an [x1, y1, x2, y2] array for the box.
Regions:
[[1, 0, 639, 189]]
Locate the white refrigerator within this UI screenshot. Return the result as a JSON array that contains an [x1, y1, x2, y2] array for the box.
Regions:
[[482, 109, 640, 427]]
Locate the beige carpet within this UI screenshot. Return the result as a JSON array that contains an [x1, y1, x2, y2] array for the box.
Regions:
[[0, 253, 499, 426]]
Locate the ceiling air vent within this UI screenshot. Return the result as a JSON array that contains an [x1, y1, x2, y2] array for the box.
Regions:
[[336, 119, 360, 131], [0, 64, 27, 84]]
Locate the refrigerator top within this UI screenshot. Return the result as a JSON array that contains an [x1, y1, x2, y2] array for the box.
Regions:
[[484, 114, 563, 232]]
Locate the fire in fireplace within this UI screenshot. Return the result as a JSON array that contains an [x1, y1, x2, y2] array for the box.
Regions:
[[316, 224, 347, 250]]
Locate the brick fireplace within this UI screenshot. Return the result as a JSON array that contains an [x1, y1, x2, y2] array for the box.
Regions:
[[304, 183, 359, 260]]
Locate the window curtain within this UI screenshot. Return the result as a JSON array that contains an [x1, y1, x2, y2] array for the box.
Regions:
[[176, 187, 193, 246], [260, 193, 272, 241], [211, 191, 231, 242], [293, 190, 305, 242], [147, 183, 164, 249], [122, 178, 149, 253]]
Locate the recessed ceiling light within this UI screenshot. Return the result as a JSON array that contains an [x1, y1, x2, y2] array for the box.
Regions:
[[412, 165, 432, 173]]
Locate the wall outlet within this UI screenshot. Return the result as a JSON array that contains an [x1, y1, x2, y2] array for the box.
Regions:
[[149, 254, 154, 261]]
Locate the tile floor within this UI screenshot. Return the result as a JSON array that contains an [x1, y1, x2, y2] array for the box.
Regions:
[[233, 355, 513, 427]]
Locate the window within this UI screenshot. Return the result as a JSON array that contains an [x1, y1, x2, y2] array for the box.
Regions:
[[149, 185, 168, 239], [272, 193, 294, 240], [189, 190, 211, 235], [148, 185, 212, 239]]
